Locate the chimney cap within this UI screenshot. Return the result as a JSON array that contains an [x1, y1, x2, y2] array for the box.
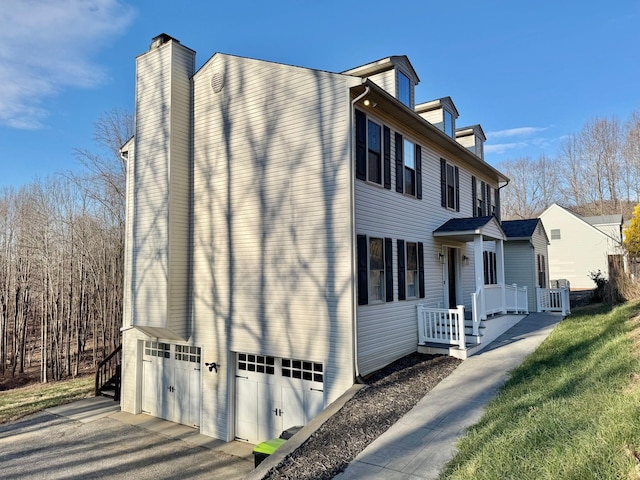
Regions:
[[150, 33, 180, 50]]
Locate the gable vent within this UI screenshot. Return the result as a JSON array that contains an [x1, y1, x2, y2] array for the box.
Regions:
[[211, 70, 225, 93]]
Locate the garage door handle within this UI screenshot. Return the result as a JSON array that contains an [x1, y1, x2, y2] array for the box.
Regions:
[[310, 388, 323, 392], [272, 408, 283, 416]]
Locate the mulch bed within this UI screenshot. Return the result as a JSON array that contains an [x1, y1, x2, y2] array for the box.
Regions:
[[262, 353, 462, 480]]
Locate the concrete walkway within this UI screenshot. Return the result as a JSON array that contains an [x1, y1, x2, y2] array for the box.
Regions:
[[335, 312, 563, 480]]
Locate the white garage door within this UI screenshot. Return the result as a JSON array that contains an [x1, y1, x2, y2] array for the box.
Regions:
[[141, 341, 202, 428], [235, 353, 324, 444]]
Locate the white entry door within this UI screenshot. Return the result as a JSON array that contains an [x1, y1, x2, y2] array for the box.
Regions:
[[141, 341, 202, 428], [235, 353, 324, 444]]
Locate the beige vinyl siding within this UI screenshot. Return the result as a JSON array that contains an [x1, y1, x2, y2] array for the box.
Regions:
[[541, 204, 614, 289], [191, 55, 359, 440], [355, 108, 498, 374], [123, 142, 135, 329], [132, 40, 194, 339], [132, 44, 171, 332], [167, 45, 194, 340], [367, 70, 397, 97]]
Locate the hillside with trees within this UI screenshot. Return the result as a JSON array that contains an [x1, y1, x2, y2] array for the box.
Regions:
[[497, 112, 640, 220], [0, 109, 131, 387]]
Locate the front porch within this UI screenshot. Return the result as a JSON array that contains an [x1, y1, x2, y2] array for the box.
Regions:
[[416, 285, 570, 359]]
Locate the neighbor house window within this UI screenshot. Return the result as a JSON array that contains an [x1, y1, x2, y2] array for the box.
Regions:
[[550, 229, 561, 240], [537, 254, 546, 287], [406, 242, 418, 298], [444, 109, 454, 137], [367, 119, 382, 184], [357, 235, 393, 305], [398, 71, 411, 107], [441, 159, 459, 211], [483, 251, 497, 285]]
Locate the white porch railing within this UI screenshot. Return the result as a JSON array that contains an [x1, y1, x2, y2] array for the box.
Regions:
[[484, 285, 504, 316], [537, 287, 571, 315], [505, 284, 529, 314], [417, 304, 466, 350]]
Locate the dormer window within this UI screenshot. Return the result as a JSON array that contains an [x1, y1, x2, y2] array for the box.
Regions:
[[444, 110, 454, 137], [398, 71, 411, 107]]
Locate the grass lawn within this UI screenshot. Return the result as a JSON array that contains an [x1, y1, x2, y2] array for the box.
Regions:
[[0, 375, 94, 424], [440, 301, 640, 480]]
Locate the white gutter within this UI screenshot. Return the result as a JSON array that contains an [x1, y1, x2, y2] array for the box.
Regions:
[[350, 83, 369, 382]]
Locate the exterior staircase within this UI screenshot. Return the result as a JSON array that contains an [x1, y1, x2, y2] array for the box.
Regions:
[[418, 313, 526, 359], [95, 344, 122, 401]]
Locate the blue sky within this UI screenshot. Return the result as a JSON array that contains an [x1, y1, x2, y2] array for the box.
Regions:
[[2, 0, 640, 188]]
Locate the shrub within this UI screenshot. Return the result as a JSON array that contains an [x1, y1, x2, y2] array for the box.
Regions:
[[590, 269, 640, 305]]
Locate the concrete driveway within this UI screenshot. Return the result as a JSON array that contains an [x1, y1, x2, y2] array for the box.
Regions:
[[0, 397, 254, 480]]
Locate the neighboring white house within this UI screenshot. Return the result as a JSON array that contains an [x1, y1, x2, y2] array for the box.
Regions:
[[502, 219, 550, 312], [539, 203, 625, 290], [119, 34, 525, 446]]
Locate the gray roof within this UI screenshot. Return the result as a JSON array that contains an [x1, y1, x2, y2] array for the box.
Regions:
[[582, 214, 622, 226], [501, 219, 540, 238], [433, 216, 495, 233]]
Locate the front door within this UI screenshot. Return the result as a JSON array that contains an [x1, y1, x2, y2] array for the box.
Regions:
[[447, 247, 457, 308]]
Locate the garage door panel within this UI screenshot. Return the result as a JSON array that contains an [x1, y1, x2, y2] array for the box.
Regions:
[[235, 353, 325, 444], [235, 378, 259, 443]]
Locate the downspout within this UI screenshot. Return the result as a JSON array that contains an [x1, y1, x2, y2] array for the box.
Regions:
[[350, 83, 369, 384], [496, 178, 510, 222]]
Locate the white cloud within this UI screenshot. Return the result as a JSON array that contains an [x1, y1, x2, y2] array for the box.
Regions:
[[486, 126, 548, 139], [0, 0, 135, 129], [485, 142, 529, 155]]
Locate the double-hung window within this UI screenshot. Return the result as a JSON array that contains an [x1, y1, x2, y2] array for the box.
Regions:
[[537, 254, 546, 287], [483, 251, 497, 285], [367, 120, 382, 184], [394, 133, 422, 199], [403, 139, 415, 196], [406, 242, 418, 298], [357, 235, 393, 305], [441, 159, 459, 211], [368, 237, 385, 302], [355, 110, 391, 189]]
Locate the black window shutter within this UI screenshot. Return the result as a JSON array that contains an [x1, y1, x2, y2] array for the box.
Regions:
[[487, 184, 492, 215], [415, 145, 422, 200], [481, 181, 486, 216], [355, 110, 366, 181], [357, 234, 368, 305], [440, 159, 447, 207], [395, 133, 404, 193], [383, 126, 391, 189], [495, 187, 501, 221], [385, 238, 393, 302], [454, 166, 460, 212], [418, 242, 425, 298], [471, 176, 477, 217], [397, 239, 406, 301]]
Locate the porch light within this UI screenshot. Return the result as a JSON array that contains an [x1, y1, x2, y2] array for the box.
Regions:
[[462, 255, 470, 266], [363, 99, 377, 108], [438, 252, 445, 264]]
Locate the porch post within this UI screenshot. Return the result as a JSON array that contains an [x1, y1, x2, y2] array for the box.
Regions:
[[473, 235, 486, 320], [496, 239, 506, 314]]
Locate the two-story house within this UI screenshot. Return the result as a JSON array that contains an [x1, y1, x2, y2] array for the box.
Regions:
[[119, 34, 525, 446]]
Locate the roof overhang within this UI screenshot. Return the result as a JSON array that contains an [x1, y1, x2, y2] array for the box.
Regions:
[[351, 81, 509, 184], [433, 216, 506, 243]]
